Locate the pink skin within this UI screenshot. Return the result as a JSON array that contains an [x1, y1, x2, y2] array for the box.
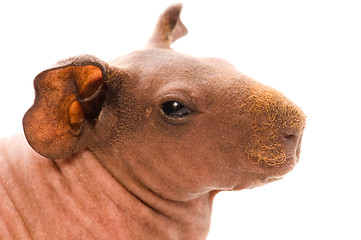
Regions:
[[0, 4, 305, 240]]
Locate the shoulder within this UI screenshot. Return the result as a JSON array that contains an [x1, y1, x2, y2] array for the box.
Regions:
[[0, 134, 54, 178], [1, 134, 43, 162]]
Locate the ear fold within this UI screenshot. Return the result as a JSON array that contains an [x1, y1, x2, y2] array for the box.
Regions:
[[23, 55, 108, 159], [147, 3, 188, 48]]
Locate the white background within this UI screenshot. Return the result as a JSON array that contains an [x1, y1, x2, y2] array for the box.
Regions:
[[1, 0, 360, 239]]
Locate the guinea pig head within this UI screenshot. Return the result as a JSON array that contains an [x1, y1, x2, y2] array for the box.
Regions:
[[23, 4, 306, 201]]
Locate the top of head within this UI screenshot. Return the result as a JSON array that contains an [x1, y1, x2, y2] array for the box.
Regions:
[[23, 3, 306, 194]]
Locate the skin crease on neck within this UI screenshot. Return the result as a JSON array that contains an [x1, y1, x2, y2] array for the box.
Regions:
[[0, 3, 306, 240]]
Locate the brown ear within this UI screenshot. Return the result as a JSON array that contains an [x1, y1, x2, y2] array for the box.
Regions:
[[23, 55, 108, 159], [147, 3, 188, 48]]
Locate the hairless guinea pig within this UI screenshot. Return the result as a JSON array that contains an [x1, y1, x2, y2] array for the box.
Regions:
[[0, 3, 306, 240]]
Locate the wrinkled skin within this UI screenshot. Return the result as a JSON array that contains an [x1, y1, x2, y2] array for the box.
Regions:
[[0, 4, 305, 240]]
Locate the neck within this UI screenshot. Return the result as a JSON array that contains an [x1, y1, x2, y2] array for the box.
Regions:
[[56, 150, 215, 240]]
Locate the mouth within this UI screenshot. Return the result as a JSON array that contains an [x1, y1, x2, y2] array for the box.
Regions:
[[265, 175, 283, 183], [232, 174, 284, 190], [253, 175, 284, 188], [234, 151, 300, 190]]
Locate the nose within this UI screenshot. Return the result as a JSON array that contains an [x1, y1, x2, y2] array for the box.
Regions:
[[280, 128, 303, 155]]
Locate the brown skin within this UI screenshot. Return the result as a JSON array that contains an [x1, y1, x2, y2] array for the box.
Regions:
[[0, 4, 305, 240]]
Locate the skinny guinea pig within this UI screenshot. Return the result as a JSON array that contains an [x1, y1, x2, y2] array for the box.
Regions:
[[0, 4, 306, 240]]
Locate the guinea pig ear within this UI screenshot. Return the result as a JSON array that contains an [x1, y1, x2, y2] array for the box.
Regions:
[[147, 3, 188, 48], [23, 55, 109, 159]]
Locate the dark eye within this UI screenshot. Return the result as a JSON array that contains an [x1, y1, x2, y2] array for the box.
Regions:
[[161, 101, 193, 118]]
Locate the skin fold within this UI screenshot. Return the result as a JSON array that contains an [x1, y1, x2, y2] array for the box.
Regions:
[[0, 4, 305, 240]]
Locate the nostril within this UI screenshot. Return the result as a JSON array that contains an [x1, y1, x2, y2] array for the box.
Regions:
[[280, 129, 301, 151], [281, 128, 301, 139], [282, 133, 296, 140]]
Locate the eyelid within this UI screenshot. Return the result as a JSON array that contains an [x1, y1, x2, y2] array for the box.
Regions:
[[155, 91, 198, 113], [154, 89, 200, 125]]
